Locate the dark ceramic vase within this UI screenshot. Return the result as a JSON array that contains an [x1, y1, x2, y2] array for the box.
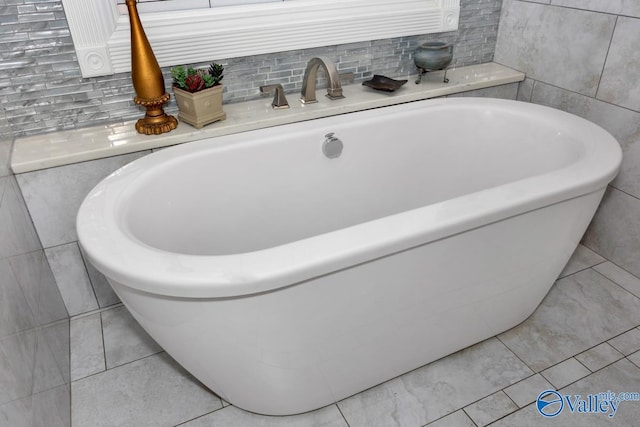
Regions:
[[414, 42, 453, 84]]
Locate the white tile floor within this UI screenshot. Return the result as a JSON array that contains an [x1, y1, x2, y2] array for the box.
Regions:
[[70, 245, 640, 426]]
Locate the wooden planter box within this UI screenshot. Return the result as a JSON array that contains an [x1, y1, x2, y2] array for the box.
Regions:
[[173, 85, 226, 128]]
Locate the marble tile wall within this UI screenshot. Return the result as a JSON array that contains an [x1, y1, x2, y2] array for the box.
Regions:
[[494, 0, 640, 277], [0, 0, 502, 138], [0, 120, 71, 425]]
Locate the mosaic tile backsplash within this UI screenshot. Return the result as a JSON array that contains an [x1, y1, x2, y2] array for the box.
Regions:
[[0, 0, 501, 138]]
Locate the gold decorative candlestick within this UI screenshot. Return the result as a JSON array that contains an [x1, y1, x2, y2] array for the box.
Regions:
[[125, 0, 177, 135]]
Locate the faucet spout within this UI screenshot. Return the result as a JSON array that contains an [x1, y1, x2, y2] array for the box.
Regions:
[[300, 57, 345, 104]]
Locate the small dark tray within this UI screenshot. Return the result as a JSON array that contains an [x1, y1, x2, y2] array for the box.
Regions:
[[362, 75, 408, 92]]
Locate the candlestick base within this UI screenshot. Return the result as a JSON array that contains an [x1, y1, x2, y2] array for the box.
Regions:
[[133, 93, 178, 135]]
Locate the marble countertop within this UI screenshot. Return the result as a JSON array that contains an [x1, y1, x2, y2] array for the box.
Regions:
[[11, 62, 524, 173]]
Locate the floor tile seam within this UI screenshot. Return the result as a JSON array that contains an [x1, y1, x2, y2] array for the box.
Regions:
[[70, 350, 167, 385], [335, 402, 352, 427], [5, 251, 53, 327], [625, 354, 640, 370], [589, 267, 640, 301], [105, 347, 165, 372], [558, 259, 608, 280], [485, 402, 531, 427], [575, 341, 626, 371], [69, 302, 123, 322], [26, 378, 70, 404], [494, 335, 537, 375], [99, 303, 151, 371], [22, 321, 63, 398], [1, 247, 52, 263], [70, 311, 107, 382], [460, 407, 481, 427], [500, 374, 550, 408], [579, 244, 607, 261], [503, 392, 519, 410], [437, 388, 524, 427], [99, 310, 107, 374], [419, 408, 480, 427], [592, 258, 640, 283], [490, 352, 624, 398], [171, 401, 227, 426], [0, 382, 71, 411], [539, 357, 591, 389], [576, 354, 627, 378], [609, 185, 640, 202], [77, 242, 101, 312], [606, 325, 640, 355], [2, 319, 70, 341], [37, 326, 72, 393], [70, 363, 105, 384]]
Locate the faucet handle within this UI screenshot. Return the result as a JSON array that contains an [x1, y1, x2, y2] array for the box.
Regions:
[[260, 84, 290, 109]]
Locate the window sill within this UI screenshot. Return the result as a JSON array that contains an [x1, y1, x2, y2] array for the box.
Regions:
[[11, 63, 524, 174]]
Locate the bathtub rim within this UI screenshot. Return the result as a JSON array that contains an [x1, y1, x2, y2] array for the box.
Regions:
[[76, 98, 622, 298]]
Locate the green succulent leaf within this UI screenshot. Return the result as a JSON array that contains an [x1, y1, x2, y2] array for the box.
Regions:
[[171, 62, 224, 92]]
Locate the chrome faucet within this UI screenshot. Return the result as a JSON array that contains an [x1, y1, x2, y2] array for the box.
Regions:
[[300, 57, 345, 104]]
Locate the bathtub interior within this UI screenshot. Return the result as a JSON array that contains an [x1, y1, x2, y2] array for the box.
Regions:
[[120, 102, 584, 256]]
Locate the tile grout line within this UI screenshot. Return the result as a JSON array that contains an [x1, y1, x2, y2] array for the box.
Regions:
[[70, 302, 123, 322], [171, 404, 227, 427], [495, 335, 538, 375], [627, 354, 640, 370], [460, 407, 480, 427], [594, 256, 640, 283], [594, 15, 618, 100], [335, 403, 351, 427], [70, 350, 167, 385], [590, 267, 640, 301], [558, 259, 608, 280], [519, 77, 640, 115], [99, 310, 107, 373]]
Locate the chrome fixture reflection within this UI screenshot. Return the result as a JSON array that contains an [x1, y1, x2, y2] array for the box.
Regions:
[[260, 84, 290, 109], [322, 132, 343, 159], [300, 57, 345, 104]]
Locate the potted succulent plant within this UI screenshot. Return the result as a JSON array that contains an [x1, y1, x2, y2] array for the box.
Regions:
[[170, 63, 226, 128]]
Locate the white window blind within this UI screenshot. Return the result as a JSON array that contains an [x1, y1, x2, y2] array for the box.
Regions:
[[116, 0, 283, 14]]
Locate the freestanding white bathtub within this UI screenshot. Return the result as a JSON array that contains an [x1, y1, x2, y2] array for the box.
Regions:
[[77, 98, 621, 416]]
